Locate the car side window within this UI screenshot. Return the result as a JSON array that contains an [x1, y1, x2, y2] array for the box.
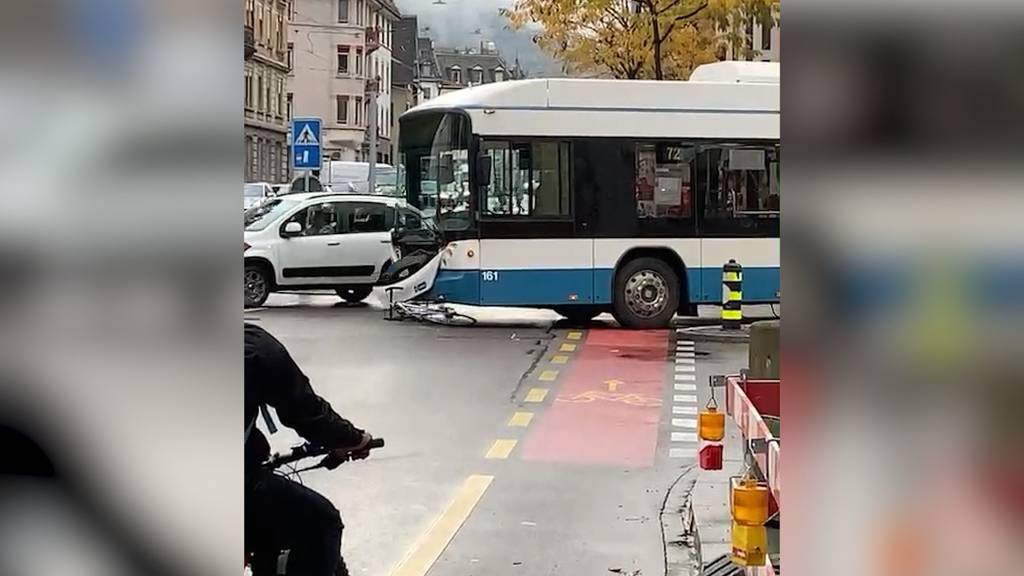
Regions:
[[400, 208, 422, 230], [294, 203, 340, 236], [342, 202, 389, 234]]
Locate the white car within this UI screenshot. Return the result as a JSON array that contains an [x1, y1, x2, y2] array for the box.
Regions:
[[244, 193, 425, 307], [244, 182, 275, 210]]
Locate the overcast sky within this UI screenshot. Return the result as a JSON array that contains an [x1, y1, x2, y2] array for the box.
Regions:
[[394, 0, 558, 76]]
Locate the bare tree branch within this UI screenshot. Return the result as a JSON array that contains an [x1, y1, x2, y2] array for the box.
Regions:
[[673, 1, 708, 22]]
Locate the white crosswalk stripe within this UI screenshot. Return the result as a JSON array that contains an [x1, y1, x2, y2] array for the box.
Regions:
[[672, 432, 698, 442]]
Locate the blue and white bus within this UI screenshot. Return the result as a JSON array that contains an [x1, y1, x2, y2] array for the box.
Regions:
[[397, 61, 779, 328]]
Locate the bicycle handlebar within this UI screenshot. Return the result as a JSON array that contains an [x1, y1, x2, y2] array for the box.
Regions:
[[263, 437, 385, 470]]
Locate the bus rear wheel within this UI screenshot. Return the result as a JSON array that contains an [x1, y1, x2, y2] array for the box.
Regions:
[[612, 257, 679, 329]]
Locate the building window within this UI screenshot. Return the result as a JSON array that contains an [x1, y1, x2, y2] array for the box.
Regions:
[[355, 48, 363, 75], [448, 66, 461, 84], [246, 0, 254, 27], [338, 0, 349, 23], [356, 0, 364, 25], [481, 141, 571, 218], [287, 42, 293, 70], [761, 21, 772, 51], [355, 96, 363, 125], [276, 10, 284, 52], [244, 71, 253, 109], [745, 16, 754, 58], [287, 92, 293, 120], [288, 0, 294, 20], [470, 67, 483, 84], [257, 4, 265, 45], [337, 95, 349, 124], [257, 74, 264, 112], [493, 67, 504, 82], [337, 45, 350, 74]]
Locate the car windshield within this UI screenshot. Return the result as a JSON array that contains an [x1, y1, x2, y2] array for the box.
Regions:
[[245, 198, 300, 231]]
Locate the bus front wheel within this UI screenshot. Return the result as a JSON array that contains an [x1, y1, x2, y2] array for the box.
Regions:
[[612, 257, 680, 329]]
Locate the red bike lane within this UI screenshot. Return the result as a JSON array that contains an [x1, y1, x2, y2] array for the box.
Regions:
[[521, 328, 669, 467]]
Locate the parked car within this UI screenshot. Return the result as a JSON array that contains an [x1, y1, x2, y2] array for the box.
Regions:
[[244, 182, 275, 209], [243, 193, 433, 307]]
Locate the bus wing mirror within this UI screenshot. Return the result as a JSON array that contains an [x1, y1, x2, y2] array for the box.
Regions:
[[476, 160, 491, 185]]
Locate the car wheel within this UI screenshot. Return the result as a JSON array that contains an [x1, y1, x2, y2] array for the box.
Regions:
[[335, 286, 372, 303], [553, 305, 602, 325], [612, 257, 679, 329], [244, 264, 270, 308]]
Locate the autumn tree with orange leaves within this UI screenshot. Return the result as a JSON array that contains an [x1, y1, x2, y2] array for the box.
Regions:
[[502, 0, 779, 80]]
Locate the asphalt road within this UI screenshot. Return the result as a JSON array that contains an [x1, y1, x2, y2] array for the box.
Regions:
[[246, 293, 748, 576]]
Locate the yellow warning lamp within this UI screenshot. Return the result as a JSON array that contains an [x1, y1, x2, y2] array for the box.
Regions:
[[731, 521, 767, 567], [731, 477, 769, 526], [698, 406, 725, 441], [698, 387, 726, 441]]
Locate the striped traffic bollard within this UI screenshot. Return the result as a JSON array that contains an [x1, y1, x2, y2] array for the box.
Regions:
[[721, 259, 743, 330]]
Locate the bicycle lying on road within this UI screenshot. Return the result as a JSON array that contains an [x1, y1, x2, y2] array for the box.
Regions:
[[384, 287, 477, 327], [245, 438, 385, 576]]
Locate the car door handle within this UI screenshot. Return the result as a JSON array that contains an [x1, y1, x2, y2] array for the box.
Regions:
[[327, 241, 341, 246]]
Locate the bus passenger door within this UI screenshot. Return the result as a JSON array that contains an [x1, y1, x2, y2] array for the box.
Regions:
[[477, 141, 591, 306]]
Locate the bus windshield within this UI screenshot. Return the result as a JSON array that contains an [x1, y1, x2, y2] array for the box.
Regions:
[[398, 113, 471, 232]]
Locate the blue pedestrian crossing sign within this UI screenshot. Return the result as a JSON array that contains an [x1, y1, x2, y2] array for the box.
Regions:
[[291, 117, 321, 170]]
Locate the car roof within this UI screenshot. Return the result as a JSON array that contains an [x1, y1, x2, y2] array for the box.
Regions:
[[281, 192, 403, 205]]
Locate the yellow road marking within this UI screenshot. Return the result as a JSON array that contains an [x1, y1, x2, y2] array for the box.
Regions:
[[524, 388, 548, 403], [507, 411, 534, 427], [485, 439, 517, 459], [389, 474, 494, 576], [550, 354, 569, 364], [539, 369, 559, 381], [567, 331, 583, 340], [559, 343, 577, 352], [606, 379, 623, 392]]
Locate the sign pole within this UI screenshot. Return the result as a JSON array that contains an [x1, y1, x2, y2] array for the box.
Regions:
[[368, 76, 378, 195]]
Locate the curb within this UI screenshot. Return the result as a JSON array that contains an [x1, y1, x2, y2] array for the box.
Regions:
[[661, 466, 701, 576]]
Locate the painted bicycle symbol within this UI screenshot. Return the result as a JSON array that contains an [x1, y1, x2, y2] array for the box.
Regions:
[[556, 390, 663, 407]]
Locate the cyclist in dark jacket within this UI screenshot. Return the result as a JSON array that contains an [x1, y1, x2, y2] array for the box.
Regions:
[[245, 323, 371, 576]]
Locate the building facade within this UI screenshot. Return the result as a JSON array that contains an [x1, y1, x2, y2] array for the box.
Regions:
[[434, 42, 524, 95], [245, 0, 291, 184], [720, 10, 780, 62], [289, 0, 399, 165]]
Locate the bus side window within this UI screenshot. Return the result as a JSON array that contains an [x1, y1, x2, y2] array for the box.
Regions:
[[635, 143, 693, 220], [701, 145, 779, 220], [482, 141, 511, 215], [481, 141, 571, 219]]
